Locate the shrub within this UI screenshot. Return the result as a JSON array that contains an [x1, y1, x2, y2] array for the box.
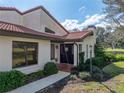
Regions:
[[44, 62, 58, 76], [79, 52, 85, 63], [92, 66, 104, 81], [71, 67, 78, 75], [70, 74, 77, 80], [27, 70, 44, 81], [78, 52, 87, 71], [78, 72, 91, 80], [0, 70, 26, 92], [94, 44, 105, 58], [104, 52, 116, 62], [92, 72, 103, 81], [92, 66, 103, 73], [85, 57, 105, 68], [115, 54, 124, 61]]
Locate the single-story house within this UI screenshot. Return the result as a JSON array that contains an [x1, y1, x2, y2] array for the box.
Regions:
[[0, 6, 96, 74]]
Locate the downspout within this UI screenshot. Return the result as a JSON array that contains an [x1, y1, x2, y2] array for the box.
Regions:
[[74, 42, 79, 66]]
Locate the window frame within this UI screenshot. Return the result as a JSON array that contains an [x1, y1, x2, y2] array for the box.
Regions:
[[12, 41, 38, 68], [86, 44, 88, 58], [79, 44, 82, 53], [45, 27, 55, 34], [51, 44, 55, 60]]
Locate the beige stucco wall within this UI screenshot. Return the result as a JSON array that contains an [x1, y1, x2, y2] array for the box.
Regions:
[[80, 34, 96, 61], [0, 9, 67, 36], [0, 11, 22, 25], [0, 36, 50, 74], [22, 9, 42, 32], [23, 9, 67, 36], [40, 10, 67, 36]]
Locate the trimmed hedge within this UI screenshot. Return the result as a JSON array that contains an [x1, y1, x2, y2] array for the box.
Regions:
[[104, 52, 116, 62], [0, 70, 26, 92], [27, 70, 44, 82], [44, 62, 58, 76], [104, 53, 124, 62]]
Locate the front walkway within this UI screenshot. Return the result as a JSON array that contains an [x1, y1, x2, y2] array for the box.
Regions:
[[8, 71, 70, 93]]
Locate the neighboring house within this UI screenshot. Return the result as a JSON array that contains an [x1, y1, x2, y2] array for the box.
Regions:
[[0, 6, 96, 74]]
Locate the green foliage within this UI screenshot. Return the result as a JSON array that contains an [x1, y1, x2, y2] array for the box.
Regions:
[[92, 66, 103, 73], [78, 72, 91, 80], [70, 74, 77, 80], [85, 57, 105, 68], [0, 70, 26, 92], [93, 44, 110, 68], [79, 52, 85, 63], [92, 72, 103, 81], [115, 54, 124, 61], [104, 53, 124, 62], [94, 44, 105, 58], [27, 70, 44, 81], [78, 52, 88, 71], [44, 62, 58, 76], [92, 66, 104, 81], [104, 52, 116, 62]]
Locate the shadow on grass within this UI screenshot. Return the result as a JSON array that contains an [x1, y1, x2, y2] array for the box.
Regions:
[[102, 62, 124, 81], [100, 82, 117, 93]]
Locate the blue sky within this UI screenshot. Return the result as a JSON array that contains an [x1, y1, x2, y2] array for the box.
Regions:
[[0, 0, 106, 30]]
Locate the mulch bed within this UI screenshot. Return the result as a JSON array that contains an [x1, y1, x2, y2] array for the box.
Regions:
[[36, 76, 70, 93]]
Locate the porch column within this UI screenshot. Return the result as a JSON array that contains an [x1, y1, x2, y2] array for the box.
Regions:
[[74, 44, 78, 66]]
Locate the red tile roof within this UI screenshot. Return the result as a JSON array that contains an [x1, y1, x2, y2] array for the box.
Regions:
[[0, 21, 63, 40], [64, 31, 93, 41], [0, 6, 69, 34], [0, 21, 93, 41]]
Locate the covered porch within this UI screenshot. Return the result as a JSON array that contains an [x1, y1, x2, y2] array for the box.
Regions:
[[50, 31, 94, 72], [50, 42, 80, 72]]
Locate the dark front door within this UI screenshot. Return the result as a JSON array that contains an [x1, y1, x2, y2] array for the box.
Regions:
[[60, 44, 74, 64]]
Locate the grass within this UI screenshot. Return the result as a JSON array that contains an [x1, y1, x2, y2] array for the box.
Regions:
[[103, 62, 124, 76], [60, 62, 124, 93], [105, 48, 124, 52], [60, 74, 124, 93]]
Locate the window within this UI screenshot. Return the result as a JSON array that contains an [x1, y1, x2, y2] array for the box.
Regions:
[[79, 44, 82, 53], [45, 27, 55, 34], [12, 41, 38, 68], [51, 44, 55, 59]]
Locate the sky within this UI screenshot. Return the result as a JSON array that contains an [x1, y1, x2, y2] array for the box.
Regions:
[[0, 0, 106, 31]]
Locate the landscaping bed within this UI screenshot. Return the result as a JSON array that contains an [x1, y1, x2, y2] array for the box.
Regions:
[[0, 62, 58, 93], [36, 76, 70, 93], [38, 62, 124, 93], [59, 62, 124, 93], [60, 74, 124, 93]]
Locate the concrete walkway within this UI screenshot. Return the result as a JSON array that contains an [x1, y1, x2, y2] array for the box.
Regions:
[[8, 71, 70, 93]]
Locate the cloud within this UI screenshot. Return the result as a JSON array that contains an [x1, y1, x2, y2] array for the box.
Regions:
[[61, 14, 106, 31], [85, 15, 90, 19], [78, 6, 86, 15], [61, 19, 79, 31]]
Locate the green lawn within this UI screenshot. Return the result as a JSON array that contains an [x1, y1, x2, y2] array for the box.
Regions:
[[105, 48, 124, 52], [103, 62, 124, 76]]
